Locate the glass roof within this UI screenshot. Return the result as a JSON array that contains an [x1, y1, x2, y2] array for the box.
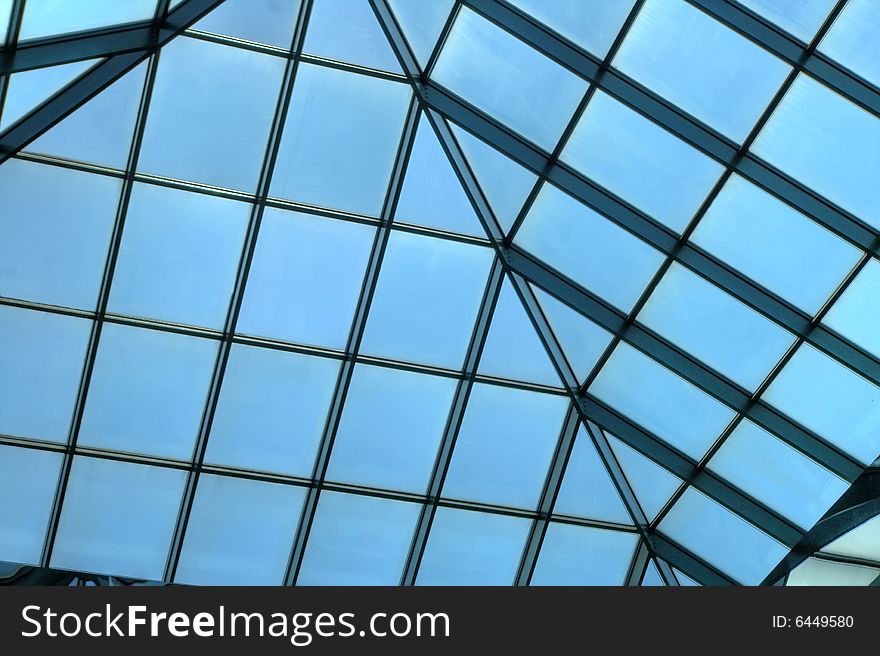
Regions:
[[1, 0, 880, 587]]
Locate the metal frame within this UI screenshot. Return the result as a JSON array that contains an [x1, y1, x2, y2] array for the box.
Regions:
[[1, 0, 879, 587]]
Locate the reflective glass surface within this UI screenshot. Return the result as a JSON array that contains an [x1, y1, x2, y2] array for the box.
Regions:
[[737, 0, 835, 41], [531, 523, 638, 585], [820, 0, 880, 87], [823, 258, 880, 359]]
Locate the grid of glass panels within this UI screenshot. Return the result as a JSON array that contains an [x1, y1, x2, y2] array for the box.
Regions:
[[1, 0, 880, 587]]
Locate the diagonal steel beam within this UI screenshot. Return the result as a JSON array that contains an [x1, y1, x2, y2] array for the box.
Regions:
[[0, 0, 226, 164]]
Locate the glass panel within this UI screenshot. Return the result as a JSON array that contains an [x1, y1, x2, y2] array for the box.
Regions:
[[589, 343, 736, 460], [507, 0, 635, 57], [614, 0, 790, 140], [708, 420, 847, 529], [139, 37, 285, 191], [752, 74, 880, 231], [562, 91, 723, 233], [532, 287, 613, 384], [479, 280, 560, 386], [641, 559, 665, 586], [691, 174, 860, 315], [51, 457, 186, 580], [271, 63, 412, 216], [432, 7, 588, 149], [763, 344, 880, 464], [674, 568, 701, 586], [360, 231, 493, 369], [0, 445, 62, 565], [108, 183, 250, 328], [443, 383, 568, 509], [304, 0, 401, 72], [0, 306, 91, 443], [27, 63, 146, 168], [823, 516, 880, 561], [820, 0, 880, 87], [788, 558, 879, 586], [659, 488, 788, 585], [195, 0, 301, 48], [0, 159, 120, 310], [608, 434, 682, 521], [1, 60, 96, 130], [205, 345, 340, 477], [737, 0, 835, 41], [531, 523, 638, 585], [554, 425, 631, 524], [637, 263, 794, 391], [387, 0, 455, 67], [450, 123, 536, 235], [395, 116, 482, 236], [19, 0, 157, 40], [1, 0, 11, 43], [515, 184, 665, 312], [326, 364, 457, 493], [417, 507, 530, 585], [298, 492, 420, 585], [79, 324, 217, 461], [237, 209, 375, 350], [175, 475, 305, 585], [823, 258, 880, 359]]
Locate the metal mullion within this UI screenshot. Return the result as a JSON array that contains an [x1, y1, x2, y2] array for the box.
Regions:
[[625, 541, 651, 586], [282, 96, 421, 587], [162, 0, 315, 584], [0, 0, 227, 164], [652, 534, 737, 586], [0, 0, 25, 125], [423, 0, 461, 80], [38, 46, 163, 569], [399, 259, 505, 586], [514, 403, 579, 586]]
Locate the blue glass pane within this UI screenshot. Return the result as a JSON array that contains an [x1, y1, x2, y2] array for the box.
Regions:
[[0, 446, 62, 565], [554, 425, 631, 524], [0, 306, 91, 442], [507, 0, 635, 57], [0, 159, 120, 310], [387, 0, 454, 67], [271, 64, 411, 216], [737, 0, 835, 41], [752, 75, 880, 231], [79, 324, 217, 460], [28, 63, 145, 168], [820, 0, 880, 87], [205, 345, 340, 477], [531, 523, 638, 585], [450, 123, 536, 235], [1, 60, 96, 130], [562, 91, 723, 234], [195, 0, 301, 48], [763, 345, 880, 464], [659, 488, 788, 585], [824, 516, 880, 560], [52, 457, 186, 580], [298, 492, 419, 585], [19, 0, 157, 39], [0, 0, 11, 43], [614, 0, 790, 140], [708, 420, 847, 529], [515, 185, 665, 312], [532, 287, 613, 384], [139, 37, 285, 191], [479, 280, 560, 386], [417, 507, 530, 585], [326, 364, 457, 493], [395, 116, 482, 236], [432, 7, 588, 149], [109, 183, 249, 328], [788, 558, 879, 586], [691, 174, 860, 315], [608, 434, 681, 521], [176, 475, 305, 585], [674, 568, 701, 586], [304, 0, 401, 72], [642, 559, 665, 586], [238, 209, 375, 349], [590, 344, 735, 459], [824, 258, 880, 359], [638, 263, 794, 391], [361, 231, 493, 368], [443, 383, 567, 509]]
